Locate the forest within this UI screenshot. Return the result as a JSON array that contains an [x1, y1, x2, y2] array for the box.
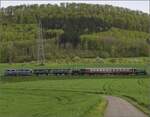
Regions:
[[0, 3, 150, 63]]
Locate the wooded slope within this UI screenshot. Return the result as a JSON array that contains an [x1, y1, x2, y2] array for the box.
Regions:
[[0, 3, 150, 62]]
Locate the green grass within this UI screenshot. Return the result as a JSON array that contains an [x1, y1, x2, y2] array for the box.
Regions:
[[0, 88, 104, 117], [0, 76, 150, 117], [84, 97, 108, 117], [0, 57, 149, 117], [0, 78, 106, 117]]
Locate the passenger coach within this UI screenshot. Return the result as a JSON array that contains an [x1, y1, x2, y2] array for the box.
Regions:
[[84, 68, 136, 75]]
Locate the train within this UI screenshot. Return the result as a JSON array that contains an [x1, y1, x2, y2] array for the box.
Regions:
[[4, 68, 147, 76]]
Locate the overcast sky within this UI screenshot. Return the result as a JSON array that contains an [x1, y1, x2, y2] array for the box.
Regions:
[[1, 0, 149, 14]]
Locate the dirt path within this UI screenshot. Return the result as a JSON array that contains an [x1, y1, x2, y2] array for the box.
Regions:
[[104, 96, 148, 117]]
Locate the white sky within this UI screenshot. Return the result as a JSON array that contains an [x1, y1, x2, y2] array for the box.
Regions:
[[1, 0, 149, 14]]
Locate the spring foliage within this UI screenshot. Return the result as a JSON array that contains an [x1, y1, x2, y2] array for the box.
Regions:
[[0, 3, 150, 62]]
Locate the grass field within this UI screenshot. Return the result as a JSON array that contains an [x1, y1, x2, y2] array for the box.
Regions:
[[0, 86, 105, 117], [0, 76, 150, 117], [0, 57, 149, 117]]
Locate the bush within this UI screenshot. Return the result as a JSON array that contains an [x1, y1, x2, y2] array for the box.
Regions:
[[95, 56, 104, 63], [100, 51, 110, 58], [108, 58, 116, 63], [72, 56, 80, 62]]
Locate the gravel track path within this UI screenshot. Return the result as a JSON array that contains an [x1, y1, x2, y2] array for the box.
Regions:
[[104, 96, 148, 117]]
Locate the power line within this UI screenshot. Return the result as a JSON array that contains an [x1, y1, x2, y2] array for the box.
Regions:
[[8, 41, 13, 64], [37, 19, 45, 65]]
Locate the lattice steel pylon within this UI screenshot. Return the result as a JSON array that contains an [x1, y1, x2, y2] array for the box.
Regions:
[[8, 41, 13, 64], [37, 20, 45, 65]]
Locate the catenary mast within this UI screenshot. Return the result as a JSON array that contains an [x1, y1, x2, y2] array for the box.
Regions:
[[37, 19, 45, 65]]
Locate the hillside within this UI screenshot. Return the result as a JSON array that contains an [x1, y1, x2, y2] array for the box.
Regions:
[[80, 28, 150, 57], [0, 3, 150, 63]]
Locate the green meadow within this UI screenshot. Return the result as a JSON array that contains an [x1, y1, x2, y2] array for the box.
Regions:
[[0, 76, 149, 117], [0, 57, 149, 117]]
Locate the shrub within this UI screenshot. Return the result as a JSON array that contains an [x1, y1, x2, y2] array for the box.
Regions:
[[108, 58, 116, 63], [72, 56, 80, 62], [95, 56, 104, 63]]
